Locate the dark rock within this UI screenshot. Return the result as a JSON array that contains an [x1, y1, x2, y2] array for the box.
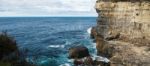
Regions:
[[90, 27, 97, 39], [73, 60, 83, 66], [68, 46, 90, 59], [84, 56, 94, 65], [73, 56, 94, 66], [93, 39, 96, 43]]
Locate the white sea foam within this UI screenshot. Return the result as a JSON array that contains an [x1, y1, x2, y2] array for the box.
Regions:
[[65, 40, 71, 45], [92, 43, 97, 53], [87, 27, 92, 34], [92, 55, 110, 63], [91, 43, 110, 63], [48, 45, 65, 48], [67, 59, 74, 63], [59, 63, 70, 66]]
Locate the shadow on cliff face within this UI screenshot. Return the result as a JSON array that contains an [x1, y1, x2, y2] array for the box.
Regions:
[[91, 28, 114, 59], [0, 31, 34, 66]]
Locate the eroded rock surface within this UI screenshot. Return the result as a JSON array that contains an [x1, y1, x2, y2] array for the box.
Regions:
[[92, 0, 150, 66]]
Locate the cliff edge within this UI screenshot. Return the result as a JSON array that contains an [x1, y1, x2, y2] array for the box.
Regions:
[[92, 0, 150, 66]]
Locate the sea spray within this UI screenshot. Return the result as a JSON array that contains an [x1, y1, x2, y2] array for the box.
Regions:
[[87, 27, 110, 63], [87, 27, 92, 34]]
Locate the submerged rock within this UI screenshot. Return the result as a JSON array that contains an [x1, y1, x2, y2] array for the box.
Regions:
[[68, 46, 90, 59]]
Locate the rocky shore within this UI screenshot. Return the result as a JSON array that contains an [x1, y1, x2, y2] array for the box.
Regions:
[[91, 0, 150, 66], [68, 46, 110, 66]]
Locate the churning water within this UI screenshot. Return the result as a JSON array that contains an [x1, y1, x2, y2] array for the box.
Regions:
[[0, 17, 100, 66]]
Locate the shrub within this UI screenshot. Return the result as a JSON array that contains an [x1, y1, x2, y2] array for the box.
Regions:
[[0, 31, 18, 60], [0, 32, 34, 66]]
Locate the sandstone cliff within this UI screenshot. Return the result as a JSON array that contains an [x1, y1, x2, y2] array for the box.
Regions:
[[92, 0, 150, 66]]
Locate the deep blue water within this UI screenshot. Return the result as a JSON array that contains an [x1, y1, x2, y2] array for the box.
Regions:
[[0, 17, 96, 66]]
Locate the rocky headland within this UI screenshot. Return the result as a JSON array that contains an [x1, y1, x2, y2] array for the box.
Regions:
[[91, 0, 150, 66]]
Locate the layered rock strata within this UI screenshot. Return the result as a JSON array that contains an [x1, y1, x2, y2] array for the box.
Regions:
[[92, 0, 150, 66]]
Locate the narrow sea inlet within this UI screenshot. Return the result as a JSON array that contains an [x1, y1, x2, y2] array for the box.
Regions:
[[0, 17, 96, 66]]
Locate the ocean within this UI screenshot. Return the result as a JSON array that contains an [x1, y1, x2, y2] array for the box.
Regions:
[[0, 17, 98, 66]]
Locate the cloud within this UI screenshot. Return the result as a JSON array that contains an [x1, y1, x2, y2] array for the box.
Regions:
[[0, 0, 97, 16]]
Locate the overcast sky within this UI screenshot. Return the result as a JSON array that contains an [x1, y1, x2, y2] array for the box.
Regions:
[[0, 0, 97, 17]]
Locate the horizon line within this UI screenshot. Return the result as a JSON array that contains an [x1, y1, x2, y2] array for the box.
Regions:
[[0, 15, 97, 17]]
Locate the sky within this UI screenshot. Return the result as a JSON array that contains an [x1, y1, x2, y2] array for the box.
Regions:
[[0, 0, 97, 17]]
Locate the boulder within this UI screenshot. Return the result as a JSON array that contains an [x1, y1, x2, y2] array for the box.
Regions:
[[68, 46, 90, 59]]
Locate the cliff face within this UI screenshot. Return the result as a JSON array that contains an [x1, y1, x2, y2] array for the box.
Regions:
[[92, 0, 150, 66], [95, 0, 150, 40]]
